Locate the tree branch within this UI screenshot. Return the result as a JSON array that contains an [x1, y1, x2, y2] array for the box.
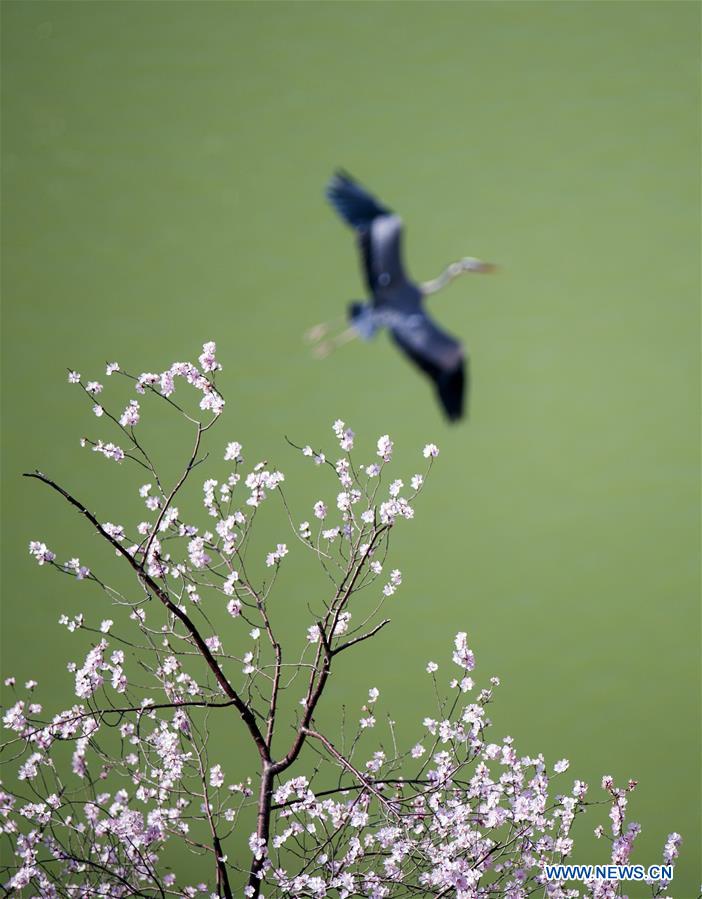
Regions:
[[301, 727, 397, 814], [333, 618, 390, 655], [23, 471, 270, 764]]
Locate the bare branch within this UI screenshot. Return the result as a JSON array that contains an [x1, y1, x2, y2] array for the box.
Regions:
[[333, 618, 391, 655]]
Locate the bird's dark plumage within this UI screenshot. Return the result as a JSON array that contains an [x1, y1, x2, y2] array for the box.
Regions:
[[389, 316, 466, 422], [327, 171, 409, 296], [326, 170, 390, 230], [326, 170, 467, 421]]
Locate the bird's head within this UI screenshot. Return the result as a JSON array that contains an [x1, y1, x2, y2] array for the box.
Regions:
[[460, 257, 498, 274]]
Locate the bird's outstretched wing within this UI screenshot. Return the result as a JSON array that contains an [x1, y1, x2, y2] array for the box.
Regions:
[[389, 312, 467, 421], [326, 171, 410, 296], [326, 170, 390, 228]]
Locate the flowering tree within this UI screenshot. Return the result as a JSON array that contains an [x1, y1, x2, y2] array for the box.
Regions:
[[1, 342, 682, 898]]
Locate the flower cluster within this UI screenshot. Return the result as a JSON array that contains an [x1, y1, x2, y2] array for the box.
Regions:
[[2, 342, 682, 898], [260, 635, 681, 899]]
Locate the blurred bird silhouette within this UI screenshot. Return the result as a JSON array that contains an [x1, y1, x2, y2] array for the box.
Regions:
[[308, 170, 496, 421]]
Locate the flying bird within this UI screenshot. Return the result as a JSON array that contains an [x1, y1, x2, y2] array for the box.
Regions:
[[310, 171, 496, 421]]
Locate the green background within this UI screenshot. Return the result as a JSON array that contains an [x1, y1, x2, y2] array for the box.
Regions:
[[2, 1, 699, 895]]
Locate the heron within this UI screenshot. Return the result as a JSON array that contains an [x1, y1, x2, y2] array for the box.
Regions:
[[309, 170, 496, 421]]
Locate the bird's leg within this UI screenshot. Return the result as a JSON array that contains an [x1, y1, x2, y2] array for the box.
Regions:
[[304, 315, 345, 344], [421, 257, 497, 296], [312, 326, 359, 359]]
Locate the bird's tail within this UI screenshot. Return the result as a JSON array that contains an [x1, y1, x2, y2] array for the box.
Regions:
[[348, 302, 378, 341]]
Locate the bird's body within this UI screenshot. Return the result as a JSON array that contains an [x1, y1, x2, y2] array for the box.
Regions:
[[319, 171, 495, 421]]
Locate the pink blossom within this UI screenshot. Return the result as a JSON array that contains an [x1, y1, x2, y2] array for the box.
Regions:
[[452, 631, 475, 671], [135, 371, 160, 394], [64, 558, 90, 579], [75, 641, 107, 699], [225, 441, 242, 461], [663, 831, 682, 864], [3, 700, 27, 733], [119, 400, 140, 427], [377, 434, 393, 461], [333, 419, 355, 451], [160, 369, 175, 396], [223, 571, 239, 595], [188, 536, 210, 569], [29, 541, 55, 566], [102, 522, 125, 542], [266, 543, 288, 567], [92, 440, 125, 462], [199, 341, 220, 373], [248, 833, 267, 861], [242, 652, 254, 674]]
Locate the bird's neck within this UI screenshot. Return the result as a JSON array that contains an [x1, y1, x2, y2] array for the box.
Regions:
[[421, 261, 465, 296]]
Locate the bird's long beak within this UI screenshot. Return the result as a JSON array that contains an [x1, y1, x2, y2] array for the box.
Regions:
[[461, 257, 498, 274]]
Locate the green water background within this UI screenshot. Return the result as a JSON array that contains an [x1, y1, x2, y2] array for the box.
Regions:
[[2, 1, 700, 894]]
